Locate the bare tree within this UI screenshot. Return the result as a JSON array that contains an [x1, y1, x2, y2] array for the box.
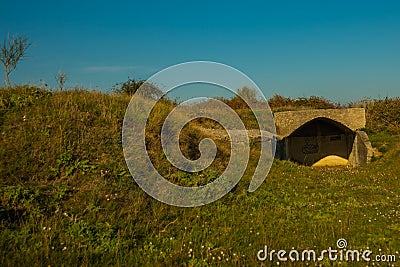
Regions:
[[0, 33, 32, 87], [237, 86, 258, 103], [55, 71, 67, 91]]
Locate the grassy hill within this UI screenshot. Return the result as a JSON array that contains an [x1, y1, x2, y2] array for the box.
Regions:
[[1, 86, 399, 266]]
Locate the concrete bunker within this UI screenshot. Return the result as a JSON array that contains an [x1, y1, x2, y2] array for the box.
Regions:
[[274, 108, 373, 167]]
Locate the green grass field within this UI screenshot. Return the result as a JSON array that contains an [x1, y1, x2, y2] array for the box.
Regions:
[[1, 86, 399, 266]]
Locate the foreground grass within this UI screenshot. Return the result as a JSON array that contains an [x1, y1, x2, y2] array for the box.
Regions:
[[0, 86, 399, 266]]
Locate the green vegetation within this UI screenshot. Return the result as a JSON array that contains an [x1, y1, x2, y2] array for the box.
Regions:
[[268, 94, 339, 112], [1, 85, 399, 266], [111, 78, 163, 99]]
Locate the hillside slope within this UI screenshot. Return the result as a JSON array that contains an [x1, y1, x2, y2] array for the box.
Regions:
[[1, 86, 399, 266]]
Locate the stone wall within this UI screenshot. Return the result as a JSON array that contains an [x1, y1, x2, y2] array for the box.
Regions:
[[348, 131, 374, 166], [274, 108, 366, 138]]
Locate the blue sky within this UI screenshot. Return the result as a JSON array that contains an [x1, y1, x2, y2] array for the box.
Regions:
[[1, 0, 399, 103]]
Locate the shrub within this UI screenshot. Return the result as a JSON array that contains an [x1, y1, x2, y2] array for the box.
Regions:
[[268, 94, 338, 111], [111, 78, 163, 99]]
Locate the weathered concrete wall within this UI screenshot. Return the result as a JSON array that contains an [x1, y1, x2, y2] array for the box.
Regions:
[[348, 131, 374, 167], [274, 108, 366, 138]]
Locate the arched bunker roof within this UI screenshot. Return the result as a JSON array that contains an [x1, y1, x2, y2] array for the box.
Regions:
[[274, 108, 366, 138]]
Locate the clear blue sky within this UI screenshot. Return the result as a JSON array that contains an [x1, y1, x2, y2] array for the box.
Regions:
[[1, 0, 399, 103]]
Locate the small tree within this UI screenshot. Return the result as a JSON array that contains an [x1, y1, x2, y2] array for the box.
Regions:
[[0, 33, 32, 87], [55, 71, 67, 91], [237, 86, 258, 103]]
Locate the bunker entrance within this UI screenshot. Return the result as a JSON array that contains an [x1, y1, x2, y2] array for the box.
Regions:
[[284, 117, 355, 166]]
